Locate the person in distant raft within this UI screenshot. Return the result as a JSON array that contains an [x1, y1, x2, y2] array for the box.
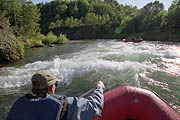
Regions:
[[6, 70, 105, 120]]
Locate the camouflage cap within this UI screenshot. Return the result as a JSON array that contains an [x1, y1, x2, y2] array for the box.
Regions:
[[31, 70, 61, 89]]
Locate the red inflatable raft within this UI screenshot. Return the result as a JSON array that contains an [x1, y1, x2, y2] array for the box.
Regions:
[[123, 38, 143, 43], [94, 86, 180, 120]]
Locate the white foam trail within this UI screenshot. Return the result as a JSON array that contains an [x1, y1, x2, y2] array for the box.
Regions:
[[139, 72, 171, 91], [160, 57, 180, 76], [0, 60, 61, 88], [0, 40, 180, 88]]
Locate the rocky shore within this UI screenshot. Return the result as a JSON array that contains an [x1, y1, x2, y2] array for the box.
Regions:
[[0, 20, 24, 63]]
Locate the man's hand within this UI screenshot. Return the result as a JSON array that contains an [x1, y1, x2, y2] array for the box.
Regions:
[[95, 81, 105, 90]]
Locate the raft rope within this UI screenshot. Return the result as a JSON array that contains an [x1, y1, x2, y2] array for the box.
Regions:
[[127, 86, 177, 118], [127, 86, 137, 120]]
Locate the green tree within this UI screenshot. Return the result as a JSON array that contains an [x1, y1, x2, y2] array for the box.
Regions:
[[56, 3, 68, 19], [160, 11, 168, 29], [167, 0, 180, 28], [64, 17, 82, 28], [1, 0, 40, 38], [19, 1, 40, 38], [77, 0, 89, 18], [137, 1, 164, 32], [82, 13, 99, 26], [38, 1, 62, 33], [0, 0, 9, 15], [8, 0, 22, 32], [67, 1, 79, 18]]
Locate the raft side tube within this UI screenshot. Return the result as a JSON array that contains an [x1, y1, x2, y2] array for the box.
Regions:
[[94, 86, 180, 120]]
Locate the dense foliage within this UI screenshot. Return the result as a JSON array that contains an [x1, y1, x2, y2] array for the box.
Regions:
[[1, 0, 180, 42], [38, 0, 137, 37], [0, 0, 40, 38], [0, 13, 24, 62], [0, 0, 68, 48], [36, 0, 180, 41]]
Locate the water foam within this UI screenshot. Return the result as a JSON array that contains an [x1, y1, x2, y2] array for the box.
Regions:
[[0, 40, 180, 88], [0, 60, 59, 88]]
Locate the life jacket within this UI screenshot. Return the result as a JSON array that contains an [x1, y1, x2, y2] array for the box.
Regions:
[[6, 94, 65, 120]]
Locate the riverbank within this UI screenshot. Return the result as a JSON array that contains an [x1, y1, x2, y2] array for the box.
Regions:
[[117, 29, 180, 42], [53, 26, 180, 42], [1, 28, 180, 66]]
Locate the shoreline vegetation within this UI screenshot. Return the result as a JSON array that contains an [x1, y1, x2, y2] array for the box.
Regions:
[[23, 32, 69, 48], [0, 0, 180, 63], [118, 29, 180, 42]]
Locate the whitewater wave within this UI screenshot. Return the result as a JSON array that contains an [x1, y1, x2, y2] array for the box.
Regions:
[[0, 41, 180, 89]]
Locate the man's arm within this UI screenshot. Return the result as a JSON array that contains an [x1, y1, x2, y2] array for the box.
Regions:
[[67, 81, 105, 120]]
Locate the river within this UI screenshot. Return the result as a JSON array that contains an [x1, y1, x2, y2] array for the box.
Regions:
[[0, 39, 180, 119]]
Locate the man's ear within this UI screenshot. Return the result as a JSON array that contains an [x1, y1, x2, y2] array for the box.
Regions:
[[49, 84, 55, 94]]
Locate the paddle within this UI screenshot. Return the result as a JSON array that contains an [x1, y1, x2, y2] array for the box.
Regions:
[[78, 88, 95, 98], [78, 81, 105, 98]]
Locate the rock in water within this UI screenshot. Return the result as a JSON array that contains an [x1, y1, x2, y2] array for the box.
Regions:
[[0, 19, 24, 63]]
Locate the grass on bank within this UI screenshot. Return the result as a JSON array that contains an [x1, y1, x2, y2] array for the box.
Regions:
[[23, 32, 69, 48], [23, 29, 180, 48], [55, 33, 69, 44]]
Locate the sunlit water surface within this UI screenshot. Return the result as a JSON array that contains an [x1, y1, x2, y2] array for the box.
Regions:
[[0, 40, 180, 119]]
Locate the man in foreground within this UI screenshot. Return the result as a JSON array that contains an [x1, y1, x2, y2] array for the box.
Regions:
[[6, 70, 105, 120]]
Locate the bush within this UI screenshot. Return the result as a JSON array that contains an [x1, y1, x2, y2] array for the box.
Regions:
[[16, 40, 24, 59], [24, 38, 44, 48], [37, 33, 46, 41], [12, 39, 24, 60], [56, 33, 69, 44], [30, 39, 43, 47], [42, 31, 57, 45], [23, 32, 69, 47]]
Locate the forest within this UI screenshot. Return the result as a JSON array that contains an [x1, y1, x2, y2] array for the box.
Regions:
[[0, 0, 180, 45]]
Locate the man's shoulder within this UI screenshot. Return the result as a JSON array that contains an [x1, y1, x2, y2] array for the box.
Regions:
[[53, 94, 66, 100], [14, 95, 27, 103]]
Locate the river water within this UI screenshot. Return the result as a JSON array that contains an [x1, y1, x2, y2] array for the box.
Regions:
[[0, 39, 180, 119]]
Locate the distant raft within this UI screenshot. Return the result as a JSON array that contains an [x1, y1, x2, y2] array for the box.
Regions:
[[94, 86, 180, 120], [123, 38, 143, 43]]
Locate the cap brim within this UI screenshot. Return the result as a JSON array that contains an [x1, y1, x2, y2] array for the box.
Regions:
[[55, 78, 61, 82]]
